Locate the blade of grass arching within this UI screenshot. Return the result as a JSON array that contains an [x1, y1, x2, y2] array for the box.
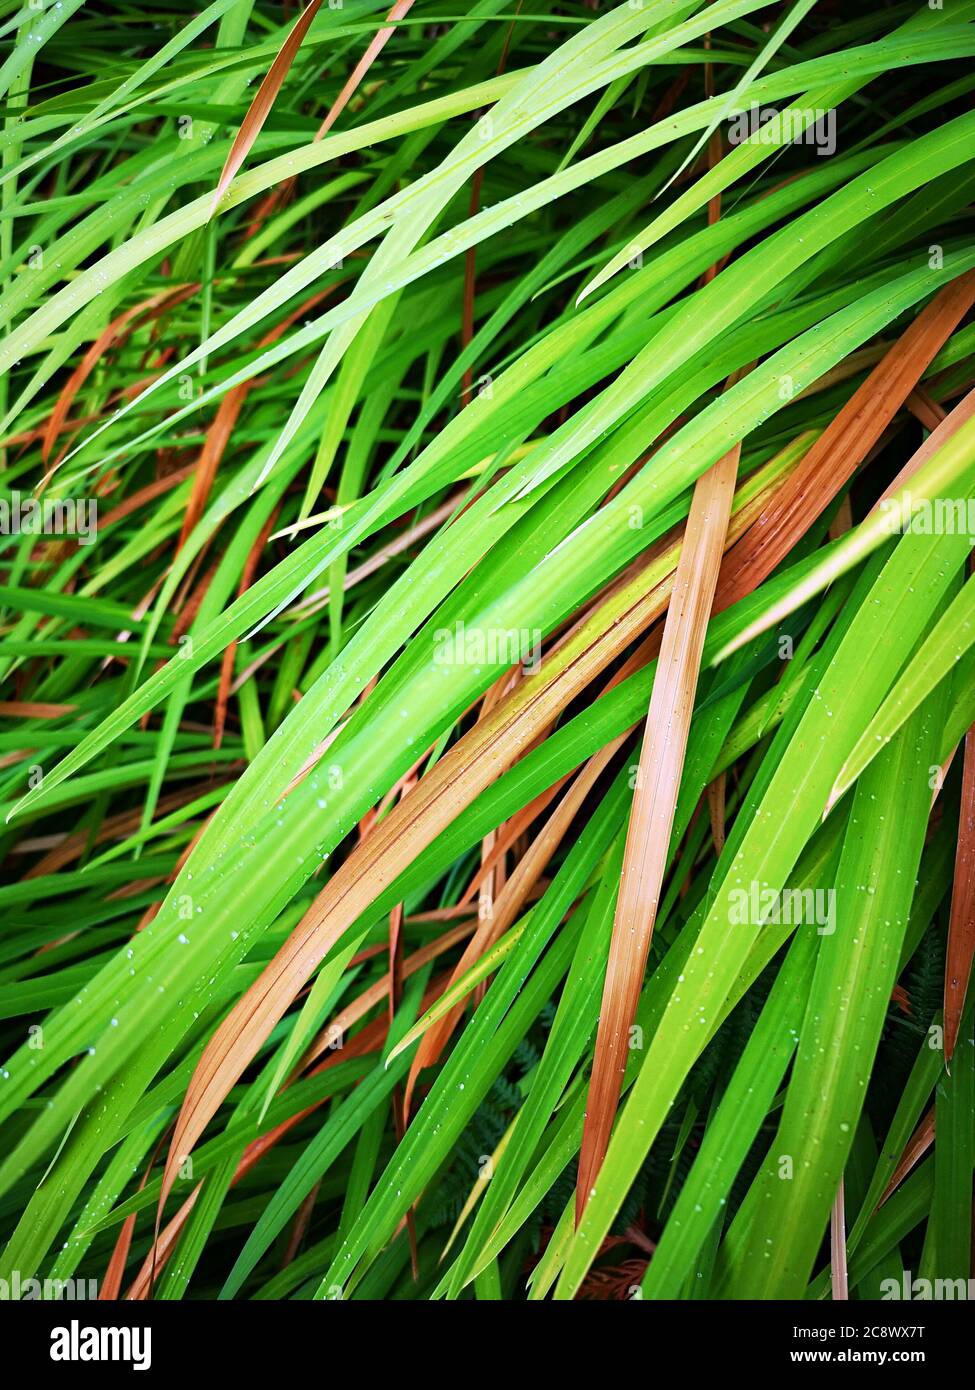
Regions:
[[314, 1, 415, 140], [654, 0, 820, 200], [161, 198, 956, 533], [81, 183, 851, 661], [553, 520, 974, 1299], [385, 922, 526, 1066], [208, 0, 327, 218], [945, 731, 975, 1064], [712, 267, 975, 610], [577, 435, 742, 1221], [716, 689, 949, 1299], [640, 921, 820, 1298], [919, 1023, 974, 1287], [26, 111, 890, 497], [575, 2, 975, 305], [0, 68, 522, 396], [441, 833, 626, 1297], [828, 572, 975, 812], [714, 391, 975, 666]]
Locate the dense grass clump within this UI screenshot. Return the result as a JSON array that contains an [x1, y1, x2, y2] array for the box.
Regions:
[[0, 0, 973, 1302]]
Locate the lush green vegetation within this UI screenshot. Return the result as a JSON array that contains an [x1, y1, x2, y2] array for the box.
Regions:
[[0, 0, 973, 1301]]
